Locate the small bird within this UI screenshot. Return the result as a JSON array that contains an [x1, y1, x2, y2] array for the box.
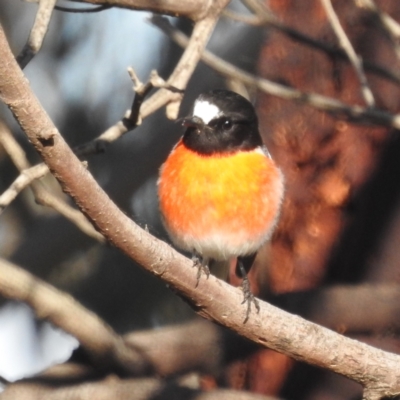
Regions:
[[158, 89, 284, 321]]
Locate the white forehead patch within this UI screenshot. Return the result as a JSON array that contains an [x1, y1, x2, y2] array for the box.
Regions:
[[193, 100, 222, 124]]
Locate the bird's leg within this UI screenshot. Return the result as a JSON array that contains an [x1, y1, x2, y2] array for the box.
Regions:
[[237, 257, 260, 323], [192, 253, 210, 287]]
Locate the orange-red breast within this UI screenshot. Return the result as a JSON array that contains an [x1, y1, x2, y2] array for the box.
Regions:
[[158, 90, 284, 319]]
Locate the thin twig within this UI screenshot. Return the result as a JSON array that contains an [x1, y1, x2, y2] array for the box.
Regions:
[[17, 0, 57, 69], [152, 17, 400, 129], [74, 68, 182, 156], [320, 0, 375, 107], [0, 163, 48, 213], [124, 67, 154, 128], [123, 69, 184, 130], [0, 125, 104, 242], [54, 4, 111, 12]]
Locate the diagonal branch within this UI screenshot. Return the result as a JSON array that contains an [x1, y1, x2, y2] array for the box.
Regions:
[[1, 22, 400, 400]]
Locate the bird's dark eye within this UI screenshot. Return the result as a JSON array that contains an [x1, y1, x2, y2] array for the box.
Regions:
[[222, 118, 232, 131]]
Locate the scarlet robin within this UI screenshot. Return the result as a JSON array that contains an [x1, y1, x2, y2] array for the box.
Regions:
[[158, 89, 284, 320]]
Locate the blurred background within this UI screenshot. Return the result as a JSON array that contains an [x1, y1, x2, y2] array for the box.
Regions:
[[1, 1, 400, 399]]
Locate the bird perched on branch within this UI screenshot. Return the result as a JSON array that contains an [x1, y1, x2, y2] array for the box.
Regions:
[[158, 89, 284, 321]]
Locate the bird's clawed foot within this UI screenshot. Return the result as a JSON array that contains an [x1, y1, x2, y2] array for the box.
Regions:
[[192, 254, 210, 287], [238, 259, 260, 323]]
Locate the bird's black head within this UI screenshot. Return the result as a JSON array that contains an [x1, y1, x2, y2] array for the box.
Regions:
[[182, 90, 263, 155]]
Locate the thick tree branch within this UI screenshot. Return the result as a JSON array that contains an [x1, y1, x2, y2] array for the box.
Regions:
[[1, 23, 400, 400]]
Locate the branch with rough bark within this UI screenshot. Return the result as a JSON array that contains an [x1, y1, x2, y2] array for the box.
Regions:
[[1, 20, 400, 400]]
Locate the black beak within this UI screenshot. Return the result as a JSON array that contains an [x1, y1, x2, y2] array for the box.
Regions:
[[180, 116, 204, 129]]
